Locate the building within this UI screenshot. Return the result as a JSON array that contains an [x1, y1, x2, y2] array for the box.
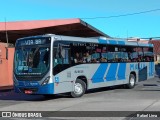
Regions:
[[0, 18, 109, 43], [0, 18, 109, 89], [149, 39, 160, 62], [0, 43, 14, 89]]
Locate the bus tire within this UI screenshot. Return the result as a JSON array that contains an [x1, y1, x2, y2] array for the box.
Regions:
[[71, 79, 86, 98], [126, 74, 136, 89]]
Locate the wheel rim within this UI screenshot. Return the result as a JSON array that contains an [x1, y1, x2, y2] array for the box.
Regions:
[[130, 77, 135, 86], [74, 83, 83, 95]]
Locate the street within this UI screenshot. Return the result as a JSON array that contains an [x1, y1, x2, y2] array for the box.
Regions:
[[1, 77, 160, 120]]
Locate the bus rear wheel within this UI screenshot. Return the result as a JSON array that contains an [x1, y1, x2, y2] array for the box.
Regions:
[[71, 79, 86, 98], [126, 74, 136, 89]]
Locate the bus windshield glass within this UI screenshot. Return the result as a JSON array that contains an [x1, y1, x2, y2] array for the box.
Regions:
[[14, 37, 51, 76], [14, 47, 50, 75]]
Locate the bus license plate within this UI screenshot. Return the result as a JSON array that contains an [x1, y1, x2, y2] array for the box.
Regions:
[[25, 90, 33, 94]]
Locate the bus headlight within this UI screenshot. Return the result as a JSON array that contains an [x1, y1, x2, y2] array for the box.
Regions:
[[41, 76, 50, 86]]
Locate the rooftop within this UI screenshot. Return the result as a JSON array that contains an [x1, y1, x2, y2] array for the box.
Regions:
[[0, 18, 109, 43]]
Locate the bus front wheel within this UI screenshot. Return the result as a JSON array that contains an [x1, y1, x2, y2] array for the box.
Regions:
[[126, 74, 136, 89], [71, 79, 86, 98]]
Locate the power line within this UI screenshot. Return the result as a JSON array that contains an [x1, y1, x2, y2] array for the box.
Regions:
[[81, 8, 160, 20]]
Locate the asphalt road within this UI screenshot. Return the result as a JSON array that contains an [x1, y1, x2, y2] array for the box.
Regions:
[[1, 77, 160, 120]]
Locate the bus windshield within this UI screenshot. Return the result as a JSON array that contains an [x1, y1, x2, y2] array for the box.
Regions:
[[14, 46, 50, 75]]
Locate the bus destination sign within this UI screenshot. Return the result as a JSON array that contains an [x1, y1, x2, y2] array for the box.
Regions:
[[17, 37, 50, 46]]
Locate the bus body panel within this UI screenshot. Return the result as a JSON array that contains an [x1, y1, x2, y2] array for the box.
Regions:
[[13, 34, 155, 95], [14, 82, 54, 94], [53, 62, 154, 94], [14, 72, 55, 94]]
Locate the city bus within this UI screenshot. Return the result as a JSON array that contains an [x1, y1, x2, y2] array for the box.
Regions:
[[13, 34, 154, 97]]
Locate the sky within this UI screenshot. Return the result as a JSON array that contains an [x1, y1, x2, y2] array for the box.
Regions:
[[0, 0, 160, 38]]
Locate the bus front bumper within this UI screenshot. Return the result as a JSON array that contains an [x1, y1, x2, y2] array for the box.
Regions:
[[14, 83, 54, 95]]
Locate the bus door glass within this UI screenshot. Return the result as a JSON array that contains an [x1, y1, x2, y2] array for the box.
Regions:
[[53, 41, 70, 75]]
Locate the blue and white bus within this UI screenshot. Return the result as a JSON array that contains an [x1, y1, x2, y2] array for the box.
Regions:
[[13, 34, 154, 97]]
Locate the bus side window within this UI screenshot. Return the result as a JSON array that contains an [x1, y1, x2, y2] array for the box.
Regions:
[[143, 47, 154, 62], [61, 48, 69, 64], [91, 52, 100, 63], [137, 47, 144, 62], [74, 52, 83, 63], [128, 47, 139, 62], [120, 47, 128, 62], [53, 47, 62, 67]]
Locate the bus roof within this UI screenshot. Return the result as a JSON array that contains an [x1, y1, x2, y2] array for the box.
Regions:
[[16, 34, 153, 47]]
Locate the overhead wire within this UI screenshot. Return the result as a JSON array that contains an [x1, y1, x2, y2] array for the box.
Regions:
[[80, 8, 160, 39], [81, 8, 160, 20]]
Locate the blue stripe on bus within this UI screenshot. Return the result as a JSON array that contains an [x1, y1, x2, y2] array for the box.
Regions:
[[149, 62, 154, 76], [98, 39, 108, 44], [153, 62, 155, 76], [92, 64, 108, 83], [117, 63, 126, 80], [108, 40, 117, 45], [117, 41, 125, 45], [98, 39, 125, 45], [38, 83, 54, 94], [149, 62, 151, 76], [106, 63, 118, 81], [16, 82, 54, 94], [149, 62, 152, 76]]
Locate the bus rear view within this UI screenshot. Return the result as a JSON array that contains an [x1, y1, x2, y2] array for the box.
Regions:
[[14, 36, 53, 95]]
